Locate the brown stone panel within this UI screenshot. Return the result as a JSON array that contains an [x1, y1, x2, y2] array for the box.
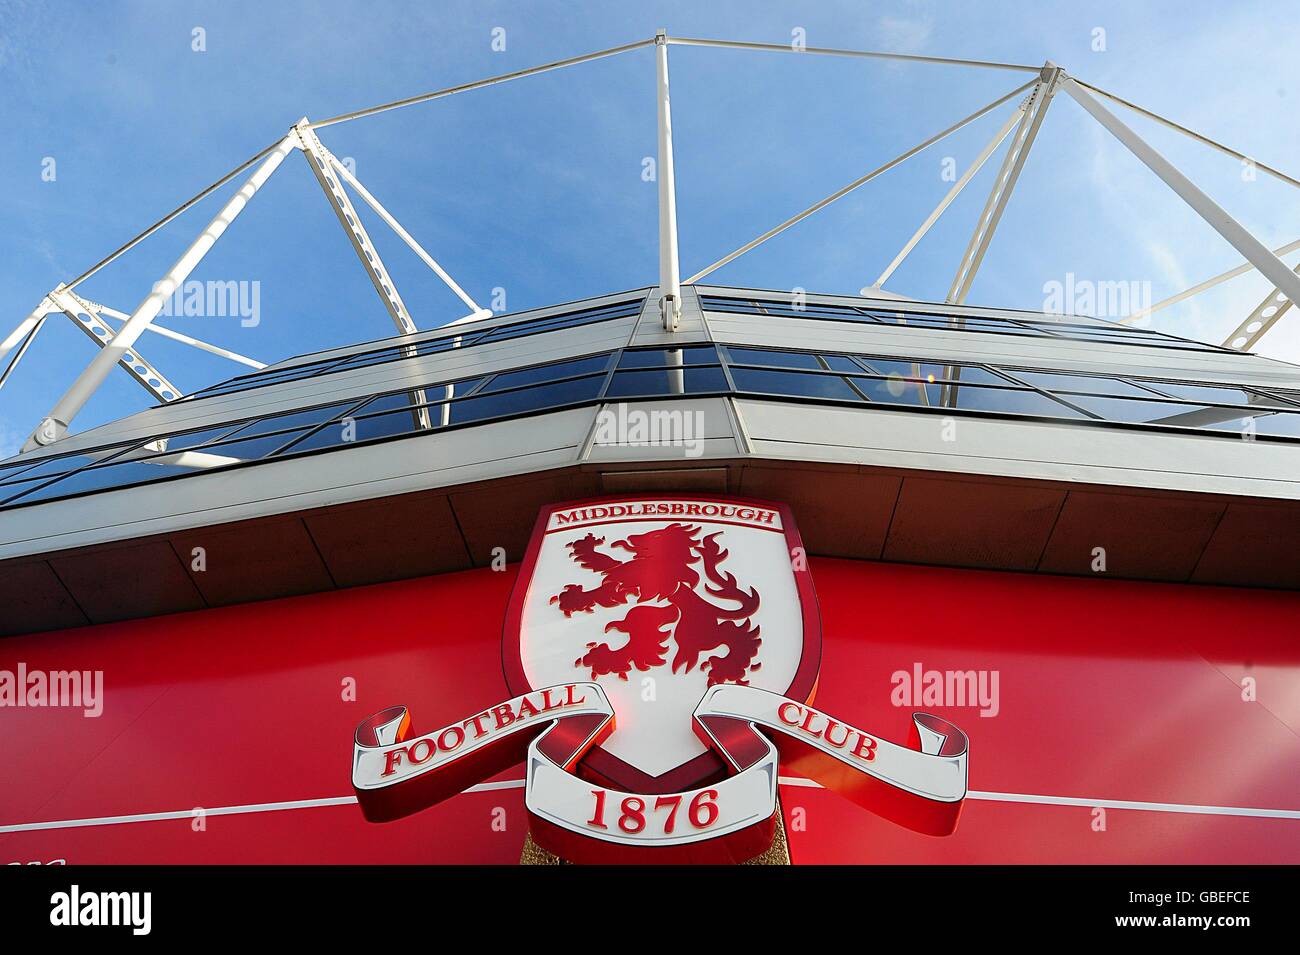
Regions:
[[49, 539, 206, 623], [170, 517, 335, 606], [1192, 502, 1300, 589], [740, 465, 900, 559], [884, 476, 1065, 571], [0, 559, 89, 636], [1038, 491, 1225, 581], [304, 492, 472, 588], [451, 470, 601, 565]]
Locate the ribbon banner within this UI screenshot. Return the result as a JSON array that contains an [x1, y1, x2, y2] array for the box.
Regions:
[[353, 682, 968, 863]]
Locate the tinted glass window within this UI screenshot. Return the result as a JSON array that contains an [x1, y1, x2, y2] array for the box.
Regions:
[[856, 358, 1007, 386], [1138, 380, 1287, 406], [453, 375, 604, 422], [480, 355, 610, 392], [618, 346, 719, 368], [725, 348, 824, 370], [605, 367, 728, 398], [219, 402, 357, 440], [1063, 395, 1218, 424], [850, 375, 936, 406], [287, 408, 427, 453], [1002, 371, 1161, 397], [730, 367, 862, 401]]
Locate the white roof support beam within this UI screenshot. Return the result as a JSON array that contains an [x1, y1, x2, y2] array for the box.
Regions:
[[51, 289, 181, 405], [0, 312, 48, 392], [666, 36, 1041, 74], [948, 65, 1060, 306], [0, 297, 54, 366], [1121, 238, 1300, 324], [1221, 260, 1300, 350], [656, 28, 682, 331], [686, 77, 1037, 285], [869, 102, 1025, 291], [309, 39, 656, 130], [1060, 76, 1300, 331], [296, 121, 418, 337], [296, 122, 433, 429], [1075, 79, 1300, 192], [323, 153, 490, 320], [89, 301, 266, 369], [23, 132, 298, 451]]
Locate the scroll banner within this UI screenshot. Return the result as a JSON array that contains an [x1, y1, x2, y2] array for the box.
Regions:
[[352, 682, 968, 864]]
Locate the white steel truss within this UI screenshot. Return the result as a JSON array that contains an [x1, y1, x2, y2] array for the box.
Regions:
[[8, 32, 1300, 455], [948, 65, 1060, 307], [296, 121, 418, 337]]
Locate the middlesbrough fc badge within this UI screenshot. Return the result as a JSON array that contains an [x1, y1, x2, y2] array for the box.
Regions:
[[351, 496, 969, 863]]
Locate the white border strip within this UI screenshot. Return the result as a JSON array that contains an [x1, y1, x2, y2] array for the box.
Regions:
[[0, 780, 526, 834], [3, 777, 1298, 834], [777, 777, 1300, 819]]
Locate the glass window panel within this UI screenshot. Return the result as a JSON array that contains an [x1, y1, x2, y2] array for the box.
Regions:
[[856, 358, 1006, 385], [941, 384, 1091, 418], [0, 458, 42, 483], [730, 367, 862, 401], [452, 375, 605, 423], [1246, 412, 1300, 438], [849, 375, 937, 406], [152, 424, 250, 453], [0, 448, 129, 486], [1138, 380, 1290, 406], [219, 402, 355, 440], [286, 409, 426, 453], [1001, 370, 1162, 397], [1062, 395, 1218, 424], [479, 355, 610, 393], [0, 475, 68, 504], [604, 367, 728, 398], [188, 430, 310, 462], [618, 346, 718, 368], [5, 458, 209, 505], [819, 355, 863, 373], [357, 381, 483, 415], [724, 348, 824, 370]]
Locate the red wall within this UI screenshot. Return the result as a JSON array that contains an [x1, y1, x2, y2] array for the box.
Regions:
[[2, 558, 1298, 864]]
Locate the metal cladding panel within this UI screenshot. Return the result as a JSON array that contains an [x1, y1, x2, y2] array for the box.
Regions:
[[583, 396, 740, 463], [0, 408, 596, 560], [734, 399, 1300, 500], [703, 310, 1300, 390], [20, 314, 639, 460], [260, 286, 651, 372], [1, 557, 1297, 863]]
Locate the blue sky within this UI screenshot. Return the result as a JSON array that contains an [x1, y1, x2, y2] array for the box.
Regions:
[[3, 0, 1300, 452]]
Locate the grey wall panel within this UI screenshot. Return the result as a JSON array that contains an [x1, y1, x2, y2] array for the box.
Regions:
[[735, 398, 1300, 500], [705, 312, 1300, 388], [21, 318, 638, 460], [0, 407, 597, 560], [262, 286, 651, 371]]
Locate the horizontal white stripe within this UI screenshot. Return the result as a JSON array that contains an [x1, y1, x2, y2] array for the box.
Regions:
[[0, 780, 526, 834], [3, 776, 1297, 834], [777, 776, 1300, 819]]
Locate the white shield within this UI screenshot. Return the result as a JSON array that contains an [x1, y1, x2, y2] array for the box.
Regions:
[[504, 496, 821, 791]]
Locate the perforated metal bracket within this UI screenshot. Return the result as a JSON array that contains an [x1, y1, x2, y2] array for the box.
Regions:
[[295, 120, 419, 337], [50, 287, 182, 404]]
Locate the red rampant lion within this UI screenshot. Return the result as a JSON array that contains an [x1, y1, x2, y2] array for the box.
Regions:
[[550, 523, 762, 686]]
